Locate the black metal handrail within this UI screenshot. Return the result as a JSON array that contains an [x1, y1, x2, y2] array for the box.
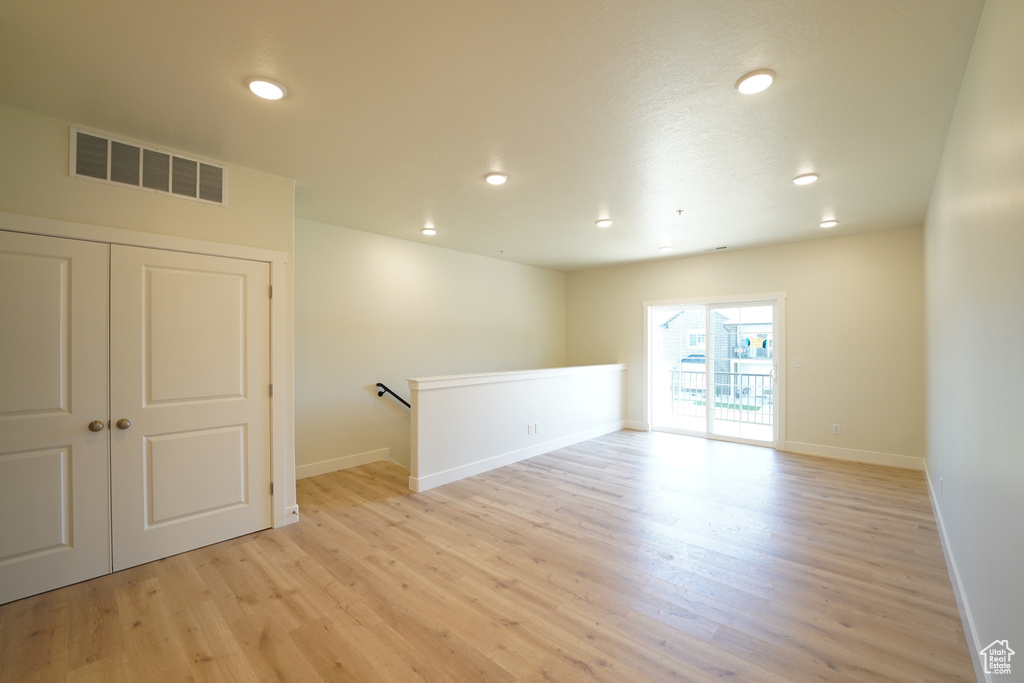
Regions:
[[376, 383, 410, 408]]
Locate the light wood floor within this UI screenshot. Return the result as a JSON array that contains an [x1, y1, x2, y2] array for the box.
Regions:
[[0, 431, 975, 682]]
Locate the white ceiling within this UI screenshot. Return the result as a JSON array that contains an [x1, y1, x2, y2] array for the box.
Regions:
[[0, 0, 985, 271]]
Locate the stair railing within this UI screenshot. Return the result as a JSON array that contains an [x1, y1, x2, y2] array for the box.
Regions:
[[376, 382, 411, 408]]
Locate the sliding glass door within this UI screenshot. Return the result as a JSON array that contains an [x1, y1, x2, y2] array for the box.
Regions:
[[648, 296, 782, 447]]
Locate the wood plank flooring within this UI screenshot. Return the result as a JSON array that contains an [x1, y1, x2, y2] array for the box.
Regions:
[[0, 431, 976, 681]]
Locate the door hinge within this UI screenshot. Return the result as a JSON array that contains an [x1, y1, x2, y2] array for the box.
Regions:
[[269, 384, 274, 397], [270, 482, 274, 496], [269, 285, 273, 299]]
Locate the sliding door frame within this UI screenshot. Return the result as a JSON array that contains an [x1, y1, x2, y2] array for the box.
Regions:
[[642, 292, 787, 449]]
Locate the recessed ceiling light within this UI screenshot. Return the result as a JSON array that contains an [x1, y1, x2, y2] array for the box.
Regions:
[[485, 173, 508, 185], [421, 226, 437, 236], [793, 173, 819, 186], [247, 78, 286, 100], [595, 219, 613, 228], [819, 220, 838, 229], [659, 245, 673, 253], [735, 69, 775, 95]]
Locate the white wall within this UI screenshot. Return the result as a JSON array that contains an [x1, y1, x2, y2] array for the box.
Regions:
[[0, 104, 294, 254], [566, 226, 926, 465], [295, 218, 566, 471], [924, 0, 1024, 672], [409, 364, 625, 491]]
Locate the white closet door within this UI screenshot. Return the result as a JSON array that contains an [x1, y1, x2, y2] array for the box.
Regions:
[[109, 246, 272, 570], [0, 231, 111, 604]]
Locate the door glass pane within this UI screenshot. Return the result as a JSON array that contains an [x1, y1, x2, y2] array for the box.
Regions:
[[651, 305, 706, 432], [708, 304, 774, 442]]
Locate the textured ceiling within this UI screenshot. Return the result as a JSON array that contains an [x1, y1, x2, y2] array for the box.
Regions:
[[0, 0, 985, 270]]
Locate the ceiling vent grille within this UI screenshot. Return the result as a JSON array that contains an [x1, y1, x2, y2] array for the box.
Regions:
[[70, 128, 226, 206]]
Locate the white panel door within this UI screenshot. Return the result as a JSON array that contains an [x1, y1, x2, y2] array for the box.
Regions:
[[0, 231, 111, 604], [109, 246, 272, 570]]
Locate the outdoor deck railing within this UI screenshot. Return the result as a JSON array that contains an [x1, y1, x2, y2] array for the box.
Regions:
[[668, 370, 773, 425]]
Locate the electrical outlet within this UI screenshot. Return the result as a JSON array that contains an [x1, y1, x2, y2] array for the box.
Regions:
[[527, 424, 533, 435], [534, 423, 541, 434], [832, 424, 841, 436]]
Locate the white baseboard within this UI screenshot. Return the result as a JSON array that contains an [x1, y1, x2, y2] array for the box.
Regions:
[[924, 466, 987, 682], [282, 505, 300, 525], [622, 420, 649, 431], [295, 447, 390, 480], [409, 421, 623, 493], [784, 441, 924, 470]]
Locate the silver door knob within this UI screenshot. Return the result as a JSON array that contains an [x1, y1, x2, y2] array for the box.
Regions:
[[116, 418, 132, 430], [88, 420, 105, 432]]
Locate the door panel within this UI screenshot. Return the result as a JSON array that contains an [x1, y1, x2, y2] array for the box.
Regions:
[[109, 246, 271, 570], [0, 250, 70, 416], [0, 231, 110, 604], [148, 266, 246, 403], [707, 304, 776, 444], [147, 425, 248, 525], [0, 447, 73, 557], [649, 305, 707, 433]]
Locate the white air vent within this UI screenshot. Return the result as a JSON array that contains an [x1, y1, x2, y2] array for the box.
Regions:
[[70, 128, 226, 205]]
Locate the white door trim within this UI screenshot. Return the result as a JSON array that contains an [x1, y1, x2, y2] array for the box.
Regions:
[[0, 211, 297, 528], [0, 211, 284, 263], [642, 292, 788, 309]]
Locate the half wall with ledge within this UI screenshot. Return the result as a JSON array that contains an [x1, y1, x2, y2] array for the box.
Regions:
[[408, 364, 627, 492]]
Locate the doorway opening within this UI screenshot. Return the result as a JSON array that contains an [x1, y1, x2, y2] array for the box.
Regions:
[[646, 295, 784, 448]]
